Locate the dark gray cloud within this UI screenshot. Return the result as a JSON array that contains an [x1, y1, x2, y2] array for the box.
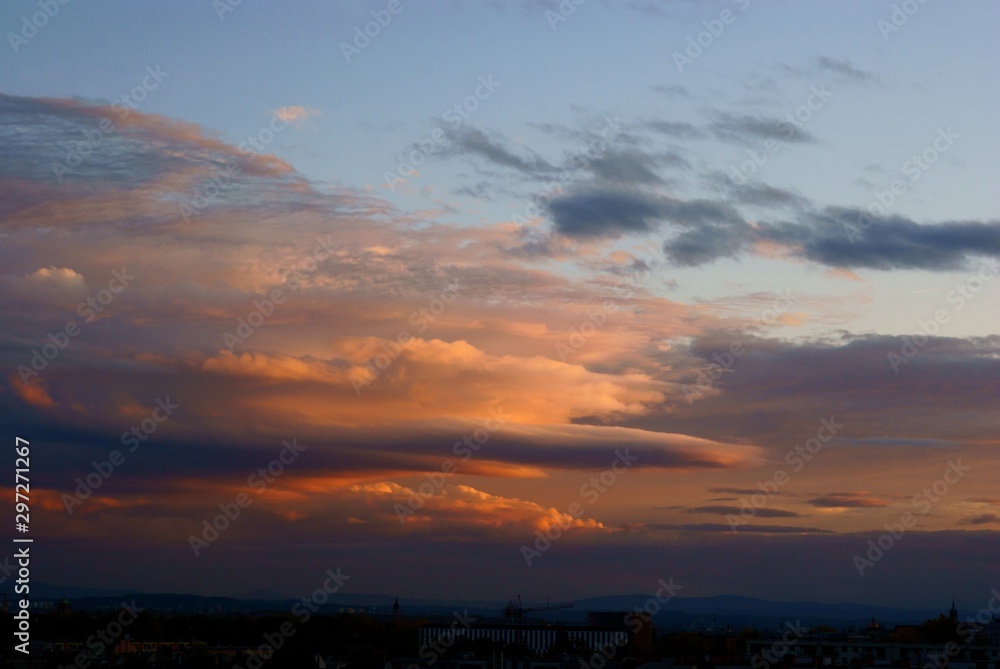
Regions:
[[631, 333, 1000, 454], [838, 437, 955, 449], [647, 119, 705, 139], [759, 208, 1000, 270], [958, 514, 1000, 526], [440, 125, 555, 176], [453, 181, 493, 200], [648, 523, 832, 534], [807, 493, 888, 508], [726, 182, 809, 210], [662, 217, 754, 266], [817, 56, 878, 83], [547, 188, 667, 237], [710, 112, 814, 144], [546, 188, 756, 267], [545, 178, 999, 270], [658, 199, 754, 266], [684, 505, 802, 518], [710, 487, 785, 496], [584, 148, 667, 184], [651, 84, 692, 98]]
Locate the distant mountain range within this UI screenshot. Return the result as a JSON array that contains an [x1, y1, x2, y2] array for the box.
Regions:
[[32, 583, 950, 629], [561, 594, 946, 628]]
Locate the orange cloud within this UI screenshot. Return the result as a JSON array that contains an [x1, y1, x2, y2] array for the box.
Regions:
[[203, 338, 669, 425], [273, 106, 319, 125], [349, 482, 608, 537], [12, 377, 55, 408]]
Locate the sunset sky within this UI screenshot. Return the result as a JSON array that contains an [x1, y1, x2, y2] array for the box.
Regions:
[[1, 1, 998, 609]]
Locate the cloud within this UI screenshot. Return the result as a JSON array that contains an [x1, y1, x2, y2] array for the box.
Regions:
[[663, 226, 749, 266], [710, 112, 814, 144], [0, 265, 88, 309], [807, 492, 889, 508], [683, 505, 802, 518], [670, 333, 1000, 455], [0, 93, 306, 238], [816, 57, 878, 84], [24, 266, 86, 289], [11, 376, 55, 407], [709, 487, 785, 496], [546, 188, 754, 266], [584, 148, 667, 185], [272, 106, 319, 125], [544, 183, 1000, 270], [838, 437, 955, 449], [454, 181, 494, 200], [651, 84, 692, 98], [201, 337, 671, 425], [547, 188, 667, 238], [758, 209, 1000, 270], [724, 182, 809, 210], [648, 523, 832, 534], [440, 126, 555, 176], [349, 482, 608, 537], [958, 514, 999, 525], [646, 120, 705, 139]]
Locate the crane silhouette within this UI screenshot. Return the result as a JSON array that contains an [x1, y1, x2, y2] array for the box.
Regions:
[[504, 594, 573, 623]]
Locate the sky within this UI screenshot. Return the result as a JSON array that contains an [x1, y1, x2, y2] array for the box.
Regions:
[[1, 0, 998, 611]]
